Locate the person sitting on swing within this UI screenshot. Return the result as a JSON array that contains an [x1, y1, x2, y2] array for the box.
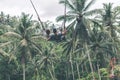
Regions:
[[48, 28, 66, 42], [59, 27, 66, 41], [45, 29, 51, 40]]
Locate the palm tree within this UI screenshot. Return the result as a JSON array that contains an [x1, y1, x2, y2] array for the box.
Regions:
[[93, 3, 120, 62], [89, 26, 115, 68], [56, 0, 101, 41], [38, 42, 59, 80], [94, 3, 120, 38], [57, 0, 101, 79], [0, 12, 6, 24], [1, 13, 42, 80]]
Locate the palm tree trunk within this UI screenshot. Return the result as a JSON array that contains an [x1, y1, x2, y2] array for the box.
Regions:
[[66, 64, 69, 80], [85, 43, 95, 80], [81, 65, 84, 73], [48, 67, 55, 80], [97, 63, 101, 80], [22, 57, 25, 80], [63, 0, 66, 29], [7, 74, 10, 80], [35, 68, 39, 80], [70, 60, 75, 80], [52, 63, 56, 80], [69, 49, 75, 80], [85, 62, 88, 73], [76, 62, 80, 80], [66, 70, 68, 80]]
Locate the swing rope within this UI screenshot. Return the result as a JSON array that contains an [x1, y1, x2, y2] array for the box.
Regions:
[[60, 0, 67, 31], [29, 0, 45, 30], [63, 0, 67, 30]]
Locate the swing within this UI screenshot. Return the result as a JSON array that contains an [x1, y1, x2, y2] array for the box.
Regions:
[[49, 0, 67, 42], [48, 28, 66, 42], [30, 0, 67, 42]]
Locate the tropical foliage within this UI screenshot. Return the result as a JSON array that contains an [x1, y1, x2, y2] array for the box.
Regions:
[[0, 0, 120, 80]]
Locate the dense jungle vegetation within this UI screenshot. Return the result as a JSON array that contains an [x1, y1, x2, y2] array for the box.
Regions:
[[0, 0, 120, 80]]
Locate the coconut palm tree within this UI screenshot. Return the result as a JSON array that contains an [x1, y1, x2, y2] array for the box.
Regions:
[[56, 0, 102, 79], [56, 0, 101, 41], [0, 12, 6, 24], [1, 13, 42, 80], [94, 3, 120, 38], [26, 41, 59, 80], [93, 3, 120, 63], [89, 26, 115, 68]]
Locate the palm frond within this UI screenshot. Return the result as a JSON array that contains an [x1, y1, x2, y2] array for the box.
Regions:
[[0, 25, 14, 30], [113, 6, 120, 12], [31, 35, 46, 41], [59, 0, 76, 11], [0, 41, 12, 48], [66, 19, 76, 30], [2, 32, 22, 39], [83, 0, 96, 11], [56, 15, 65, 22], [30, 41, 42, 55], [84, 9, 102, 16], [0, 49, 9, 57], [62, 40, 73, 56], [56, 15, 76, 22]]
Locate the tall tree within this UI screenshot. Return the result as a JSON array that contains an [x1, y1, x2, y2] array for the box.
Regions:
[[94, 3, 120, 38], [2, 13, 42, 80], [56, 0, 101, 80]]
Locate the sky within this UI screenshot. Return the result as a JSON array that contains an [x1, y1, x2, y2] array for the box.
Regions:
[[0, 0, 120, 22]]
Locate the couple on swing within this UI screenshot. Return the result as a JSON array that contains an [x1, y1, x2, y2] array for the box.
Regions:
[[45, 28, 67, 42]]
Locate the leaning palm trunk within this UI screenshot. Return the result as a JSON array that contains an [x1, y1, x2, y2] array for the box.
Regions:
[[52, 63, 56, 80], [97, 63, 101, 80], [22, 57, 26, 80], [85, 43, 95, 80], [76, 62, 80, 80], [70, 52, 75, 80], [48, 67, 55, 80], [7, 74, 10, 80], [84, 62, 89, 73], [35, 68, 39, 80], [70, 61, 75, 80], [66, 64, 69, 80]]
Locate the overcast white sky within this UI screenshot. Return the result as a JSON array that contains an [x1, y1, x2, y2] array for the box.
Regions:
[[0, 0, 120, 22]]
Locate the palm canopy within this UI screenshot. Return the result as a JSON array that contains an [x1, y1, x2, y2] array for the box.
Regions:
[[56, 0, 101, 22], [3, 13, 43, 60], [94, 3, 120, 26], [56, 0, 101, 42], [89, 27, 117, 67], [92, 3, 120, 41], [58, 0, 99, 58]]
